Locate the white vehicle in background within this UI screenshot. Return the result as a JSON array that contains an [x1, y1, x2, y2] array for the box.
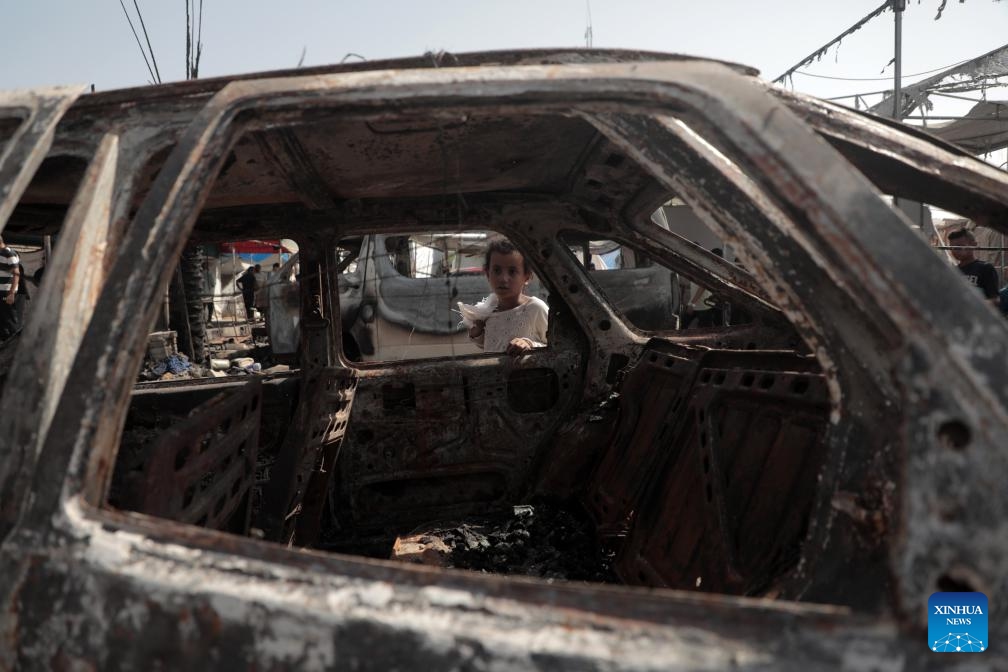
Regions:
[[268, 232, 681, 362]]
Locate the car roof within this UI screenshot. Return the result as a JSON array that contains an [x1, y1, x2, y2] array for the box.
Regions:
[[76, 48, 758, 107]]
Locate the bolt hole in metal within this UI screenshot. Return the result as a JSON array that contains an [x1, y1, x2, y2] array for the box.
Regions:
[[937, 420, 970, 450]]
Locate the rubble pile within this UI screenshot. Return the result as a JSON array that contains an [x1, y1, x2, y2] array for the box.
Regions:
[[395, 501, 618, 583], [137, 333, 288, 382]]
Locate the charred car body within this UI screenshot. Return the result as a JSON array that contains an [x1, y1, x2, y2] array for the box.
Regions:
[[1, 50, 1007, 669]]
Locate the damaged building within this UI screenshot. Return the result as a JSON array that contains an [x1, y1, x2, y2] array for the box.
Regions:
[[0, 49, 1007, 669]]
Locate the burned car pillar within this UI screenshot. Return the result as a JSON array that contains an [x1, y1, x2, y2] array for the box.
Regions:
[[591, 79, 1008, 619]]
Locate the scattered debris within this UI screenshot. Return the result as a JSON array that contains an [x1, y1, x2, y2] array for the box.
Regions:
[[139, 353, 205, 381], [262, 364, 289, 375], [146, 330, 178, 361], [391, 501, 618, 583], [152, 353, 191, 377]]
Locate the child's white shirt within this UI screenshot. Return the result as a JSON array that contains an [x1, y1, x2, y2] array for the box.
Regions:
[[470, 296, 548, 352]]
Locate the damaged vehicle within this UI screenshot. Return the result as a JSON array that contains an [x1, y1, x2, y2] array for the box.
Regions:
[[1, 49, 1007, 669], [294, 230, 680, 362]]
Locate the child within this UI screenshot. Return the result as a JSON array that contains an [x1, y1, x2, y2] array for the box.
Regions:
[[458, 239, 548, 355]]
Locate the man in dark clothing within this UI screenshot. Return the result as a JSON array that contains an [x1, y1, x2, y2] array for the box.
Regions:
[[948, 229, 999, 305], [14, 263, 29, 325], [0, 237, 21, 340], [236, 264, 260, 321]]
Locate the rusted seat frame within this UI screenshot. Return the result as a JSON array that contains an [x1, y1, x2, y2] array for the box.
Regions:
[[119, 378, 263, 534]]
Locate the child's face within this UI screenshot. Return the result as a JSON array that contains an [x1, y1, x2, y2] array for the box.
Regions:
[[486, 250, 531, 303]]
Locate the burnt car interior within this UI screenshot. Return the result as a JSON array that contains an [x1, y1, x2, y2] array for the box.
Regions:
[[108, 108, 823, 588], [2, 54, 1007, 654], [6, 87, 827, 588]]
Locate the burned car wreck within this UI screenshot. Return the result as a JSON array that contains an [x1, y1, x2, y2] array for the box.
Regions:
[[1, 49, 1007, 669]]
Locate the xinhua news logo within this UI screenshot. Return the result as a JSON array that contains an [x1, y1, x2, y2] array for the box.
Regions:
[[929, 592, 988, 653]]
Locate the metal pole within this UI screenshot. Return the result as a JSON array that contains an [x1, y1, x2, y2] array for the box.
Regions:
[[891, 0, 906, 210], [995, 232, 1003, 288], [232, 248, 240, 333], [893, 0, 905, 120]]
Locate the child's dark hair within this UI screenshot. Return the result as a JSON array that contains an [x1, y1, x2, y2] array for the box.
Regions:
[[483, 239, 529, 273]]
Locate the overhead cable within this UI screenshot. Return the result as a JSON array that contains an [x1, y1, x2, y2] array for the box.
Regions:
[[118, 0, 157, 84], [132, 0, 161, 83], [793, 57, 973, 82], [773, 1, 892, 85]]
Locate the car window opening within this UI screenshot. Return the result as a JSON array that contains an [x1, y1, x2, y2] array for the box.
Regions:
[[89, 108, 828, 599]]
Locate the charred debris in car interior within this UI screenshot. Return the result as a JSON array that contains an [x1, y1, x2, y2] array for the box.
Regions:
[[0, 49, 1006, 669]]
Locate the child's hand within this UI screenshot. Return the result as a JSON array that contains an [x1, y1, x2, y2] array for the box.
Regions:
[[506, 337, 534, 356], [468, 320, 485, 339]]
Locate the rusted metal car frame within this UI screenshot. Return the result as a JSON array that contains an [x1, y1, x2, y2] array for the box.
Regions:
[[1, 51, 1007, 669]]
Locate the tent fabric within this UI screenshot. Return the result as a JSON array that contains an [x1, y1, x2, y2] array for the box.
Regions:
[[219, 240, 291, 255], [924, 100, 1008, 154], [870, 43, 1008, 118]]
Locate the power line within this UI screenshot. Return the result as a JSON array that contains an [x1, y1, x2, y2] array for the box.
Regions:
[[196, 0, 204, 73], [774, 1, 892, 85], [185, 0, 191, 79], [132, 0, 161, 83], [118, 0, 157, 83], [793, 57, 973, 82]]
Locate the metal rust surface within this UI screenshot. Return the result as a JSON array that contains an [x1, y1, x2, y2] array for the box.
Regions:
[[256, 367, 357, 546], [614, 351, 829, 595], [119, 379, 262, 533], [0, 133, 117, 539], [772, 86, 1008, 230], [584, 342, 699, 536], [0, 85, 83, 231], [334, 349, 587, 536], [1, 50, 1006, 669]]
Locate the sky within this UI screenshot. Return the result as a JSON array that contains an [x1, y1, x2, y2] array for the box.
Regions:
[[0, 1, 1005, 159]]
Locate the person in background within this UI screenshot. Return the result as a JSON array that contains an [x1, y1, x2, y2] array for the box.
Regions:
[[202, 258, 216, 325], [0, 237, 21, 340], [236, 264, 260, 321], [465, 239, 548, 355], [254, 263, 271, 319], [14, 263, 29, 325], [947, 229, 999, 306]]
